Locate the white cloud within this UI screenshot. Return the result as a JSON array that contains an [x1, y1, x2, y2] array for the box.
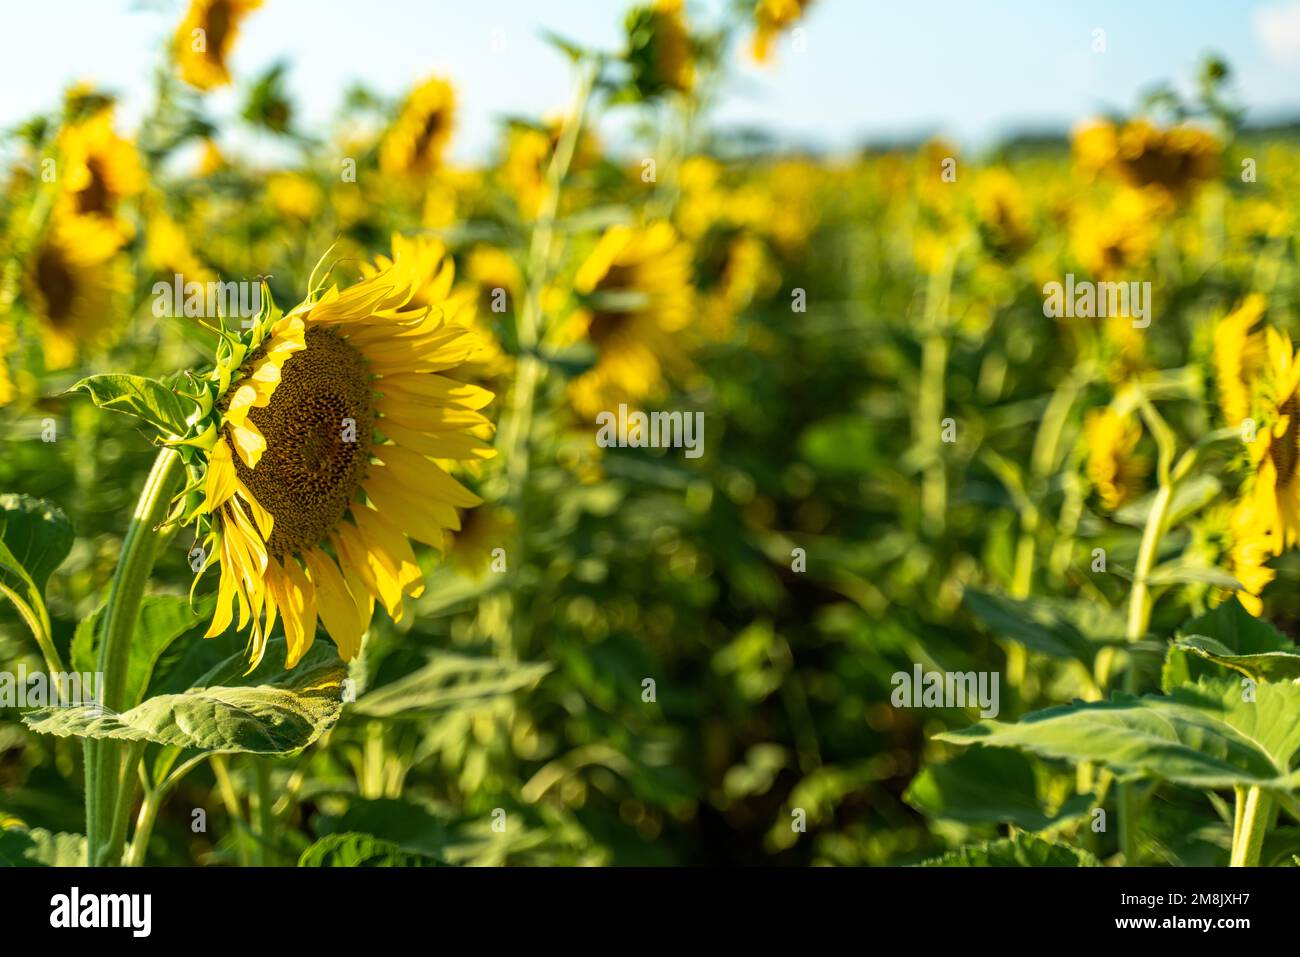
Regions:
[[1256, 0, 1300, 67]]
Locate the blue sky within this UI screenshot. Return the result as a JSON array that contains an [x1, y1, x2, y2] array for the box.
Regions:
[[3, 0, 1300, 160]]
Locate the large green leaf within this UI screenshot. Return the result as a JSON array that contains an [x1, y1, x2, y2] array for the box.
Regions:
[[0, 826, 87, 866], [67, 374, 192, 437], [1167, 599, 1300, 683], [0, 495, 73, 646], [22, 652, 344, 754], [350, 652, 551, 719], [70, 594, 213, 710], [962, 588, 1122, 662], [918, 833, 1100, 867], [297, 832, 446, 867], [937, 677, 1300, 790], [905, 747, 1093, 831]]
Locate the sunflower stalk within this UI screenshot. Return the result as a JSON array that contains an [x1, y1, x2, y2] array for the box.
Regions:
[[85, 446, 186, 866], [500, 58, 596, 649]]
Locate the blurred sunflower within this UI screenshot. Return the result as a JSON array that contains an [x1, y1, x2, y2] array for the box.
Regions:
[[1083, 407, 1146, 510], [173, 0, 263, 91], [266, 172, 323, 222], [565, 222, 694, 419], [1241, 326, 1300, 548], [1073, 117, 1220, 201], [23, 214, 124, 368], [446, 504, 516, 579], [973, 168, 1034, 262], [752, 0, 812, 63], [1070, 187, 1163, 278], [0, 320, 16, 407], [56, 108, 144, 245], [186, 245, 496, 669], [1213, 293, 1267, 428], [381, 76, 456, 178], [625, 0, 695, 98], [1226, 501, 1277, 615]]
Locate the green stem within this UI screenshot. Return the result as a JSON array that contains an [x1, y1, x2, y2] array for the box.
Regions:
[[85, 447, 184, 866], [917, 250, 956, 539], [1110, 469, 1177, 865], [1230, 787, 1272, 867], [253, 758, 273, 866]]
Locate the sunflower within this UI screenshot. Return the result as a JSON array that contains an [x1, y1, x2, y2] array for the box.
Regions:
[[1070, 187, 1164, 279], [445, 504, 516, 579], [55, 108, 144, 245], [1072, 117, 1220, 201], [1213, 294, 1267, 428], [184, 241, 496, 669], [23, 214, 125, 368], [752, 0, 812, 63], [1241, 326, 1300, 548], [973, 168, 1034, 262], [381, 77, 456, 178], [565, 222, 694, 419], [1083, 407, 1146, 511], [0, 320, 16, 407], [174, 0, 262, 91], [625, 0, 695, 98], [1226, 501, 1277, 616]]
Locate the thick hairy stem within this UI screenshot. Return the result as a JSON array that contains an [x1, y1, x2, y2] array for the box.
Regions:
[[86, 447, 184, 866]]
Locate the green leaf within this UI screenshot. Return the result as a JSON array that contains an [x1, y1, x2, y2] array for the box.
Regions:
[[67, 374, 192, 437], [22, 651, 345, 755], [0, 826, 87, 866], [0, 494, 73, 597], [905, 748, 1094, 831], [0, 495, 73, 658], [1167, 599, 1300, 683], [1147, 561, 1242, 590], [350, 652, 550, 719], [918, 833, 1100, 867], [71, 594, 213, 710], [938, 677, 1300, 790], [297, 832, 447, 867], [962, 588, 1122, 662], [1114, 474, 1221, 529]]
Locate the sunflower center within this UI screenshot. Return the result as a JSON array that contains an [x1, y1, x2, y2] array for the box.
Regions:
[[1272, 395, 1300, 488], [35, 244, 76, 325], [232, 326, 373, 557], [76, 158, 110, 217], [206, 1, 232, 58]]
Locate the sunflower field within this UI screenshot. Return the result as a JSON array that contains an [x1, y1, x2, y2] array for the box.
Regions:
[[3, 0, 1300, 876]]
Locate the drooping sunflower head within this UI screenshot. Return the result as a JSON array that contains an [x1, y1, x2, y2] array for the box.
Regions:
[[381, 77, 456, 178], [173, 0, 262, 91], [625, 0, 695, 98], [1083, 407, 1147, 511], [23, 213, 126, 369], [177, 239, 496, 670], [751, 0, 812, 63], [566, 222, 694, 419]]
